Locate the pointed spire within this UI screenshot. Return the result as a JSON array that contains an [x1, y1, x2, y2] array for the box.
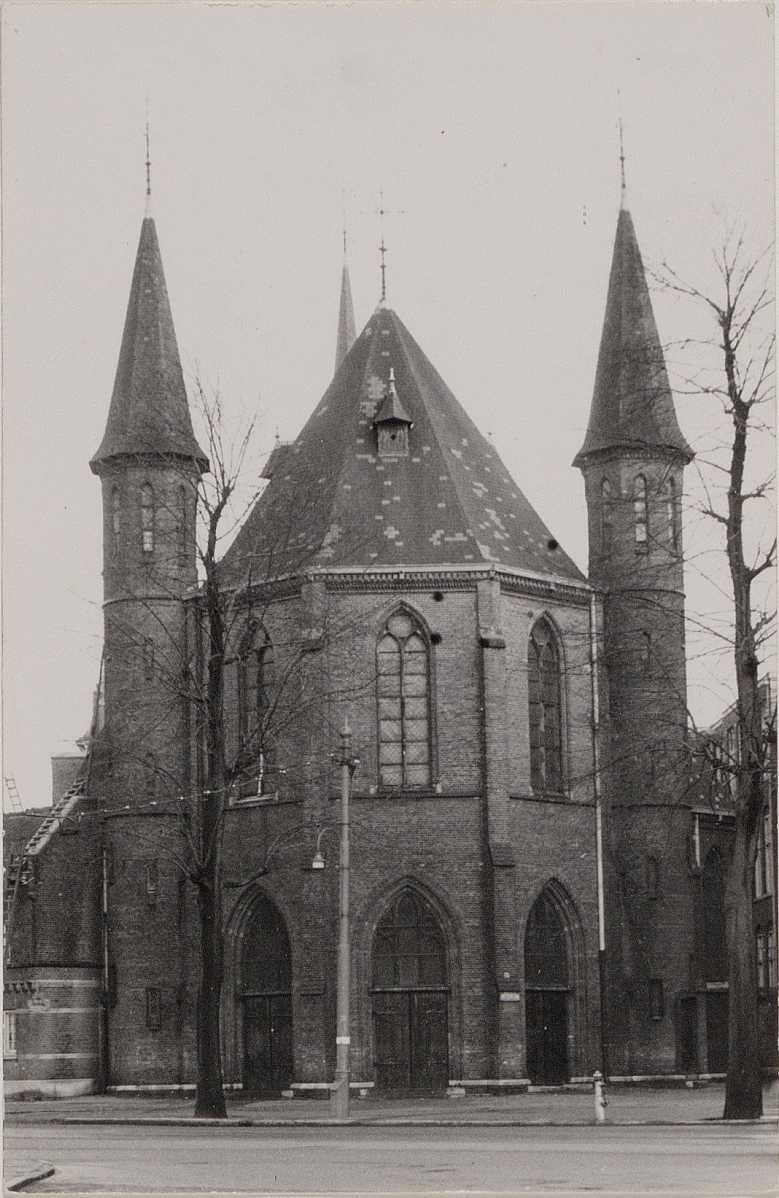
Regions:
[[334, 222, 356, 372], [574, 198, 692, 467], [91, 212, 208, 472]]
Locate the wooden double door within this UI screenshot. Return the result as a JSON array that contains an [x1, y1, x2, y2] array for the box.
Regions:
[[242, 993, 293, 1094], [373, 989, 449, 1094]]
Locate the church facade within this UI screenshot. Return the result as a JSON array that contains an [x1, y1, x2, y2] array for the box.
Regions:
[[5, 179, 769, 1097]]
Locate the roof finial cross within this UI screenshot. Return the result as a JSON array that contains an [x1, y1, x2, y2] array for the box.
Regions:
[[364, 189, 405, 305], [617, 91, 627, 207]]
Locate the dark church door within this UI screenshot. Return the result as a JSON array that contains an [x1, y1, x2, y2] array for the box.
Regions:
[[373, 990, 448, 1094], [371, 891, 450, 1094], [525, 889, 573, 1084], [525, 990, 568, 1084], [243, 994, 293, 1093], [240, 894, 293, 1095]]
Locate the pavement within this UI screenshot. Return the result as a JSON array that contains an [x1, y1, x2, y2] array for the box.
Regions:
[[4, 1081, 777, 1193]]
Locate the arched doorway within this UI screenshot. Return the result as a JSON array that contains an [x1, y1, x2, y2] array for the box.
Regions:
[[371, 890, 449, 1094], [239, 894, 293, 1094], [524, 888, 573, 1084]]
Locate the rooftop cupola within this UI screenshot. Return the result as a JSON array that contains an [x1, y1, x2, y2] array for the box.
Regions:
[[573, 190, 692, 468], [374, 366, 413, 457], [90, 204, 207, 474]]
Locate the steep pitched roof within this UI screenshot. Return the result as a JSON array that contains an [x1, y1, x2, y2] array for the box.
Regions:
[[222, 306, 584, 586], [91, 216, 207, 471], [574, 206, 692, 466], [334, 259, 357, 374]]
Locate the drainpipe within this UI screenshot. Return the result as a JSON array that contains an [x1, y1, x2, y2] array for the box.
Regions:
[[99, 842, 111, 1091], [589, 594, 609, 1080]]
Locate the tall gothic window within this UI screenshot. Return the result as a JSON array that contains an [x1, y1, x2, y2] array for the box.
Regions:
[[377, 609, 431, 788], [141, 484, 155, 553], [528, 619, 563, 793], [703, 848, 727, 982], [111, 486, 121, 555], [237, 622, 275, 798], [600, 478, 613, 554], [633, 475, 648, 548]]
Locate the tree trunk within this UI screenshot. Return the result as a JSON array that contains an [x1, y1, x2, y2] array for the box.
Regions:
[[195, 870, 227, 1118], [723, 815, 762, 1119]]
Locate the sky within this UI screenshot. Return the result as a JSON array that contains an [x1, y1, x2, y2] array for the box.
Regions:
[[2, 1, 774, 809]]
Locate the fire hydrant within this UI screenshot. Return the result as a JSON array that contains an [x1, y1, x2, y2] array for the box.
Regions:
[[593, 1070, 607, 1124]]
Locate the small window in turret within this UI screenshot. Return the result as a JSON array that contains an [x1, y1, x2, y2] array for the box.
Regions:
[[111, 486, 121, 555], [600, 478, 613, 553], [665, 477, 679, 550], [141, 484, 155, 553], [178, 486, 188, 558], [633, 475, 648, 550]]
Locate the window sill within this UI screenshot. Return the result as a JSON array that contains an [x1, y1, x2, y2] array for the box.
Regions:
[[510, 791, 573, 805]]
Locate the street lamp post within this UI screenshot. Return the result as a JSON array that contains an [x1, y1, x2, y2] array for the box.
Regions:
[[331, 718, 355, 1119]]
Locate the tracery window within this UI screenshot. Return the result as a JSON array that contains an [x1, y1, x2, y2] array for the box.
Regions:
[[372, 891, 447, 988], [237, 622, 276, 798], [754, 803, 773, 898], [528, 619, 563, 793], [633, 475, 648, 548], [141, 484, 155, 553], [600, 478, 613, 554], [377, 610, 431, 788]]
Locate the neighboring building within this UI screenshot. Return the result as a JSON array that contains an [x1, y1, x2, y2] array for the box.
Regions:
[[689, 677, 777, 1073], [4, 170, 773, 1097]]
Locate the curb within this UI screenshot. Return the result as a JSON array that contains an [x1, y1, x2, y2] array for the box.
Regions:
[[5, 1163, 55, 1192], [23, 1115, 779, 1129]]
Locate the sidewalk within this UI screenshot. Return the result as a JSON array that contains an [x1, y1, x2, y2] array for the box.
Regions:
[[5, 1080, 778, 1127]]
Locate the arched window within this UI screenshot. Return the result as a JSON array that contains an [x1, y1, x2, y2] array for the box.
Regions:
[[702, 848, 727, 982], [377, 610, 431, 788], [525, 891, 569, 988], [141, 484, 155, 553], [600, 478, 613, 554], [528, 619, 563, 793], [143, 637, 155, 682], [665, 476, 679, 550], [111, 486, 121, 554], [633, 475, 648, 548], [237, 622, 275, 798]]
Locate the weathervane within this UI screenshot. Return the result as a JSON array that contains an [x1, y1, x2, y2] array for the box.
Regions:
[[364, 189, 405, 304], [617, 91, 627, 204]]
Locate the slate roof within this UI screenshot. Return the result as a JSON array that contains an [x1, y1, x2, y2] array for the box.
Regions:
[[91, 215, 207, 471], [574, 205, 692, 466], [221, 305, 584, 586]]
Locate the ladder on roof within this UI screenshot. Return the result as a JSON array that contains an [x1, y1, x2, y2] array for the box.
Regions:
[[4, 776, 22, 813]]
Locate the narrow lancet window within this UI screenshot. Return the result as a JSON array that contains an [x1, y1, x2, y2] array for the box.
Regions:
[[633, 475, 648, 548], [665, 476, 679, 550], [111, 486, 121, 554], [600, 478, 613, 554], [141, 484, 155, 553]]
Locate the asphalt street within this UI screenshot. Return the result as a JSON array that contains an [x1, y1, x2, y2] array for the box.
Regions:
[[5, 1122, 777, 1196]]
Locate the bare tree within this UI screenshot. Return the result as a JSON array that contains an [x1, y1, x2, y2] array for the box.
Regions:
[[658, 233, 775, 1119]]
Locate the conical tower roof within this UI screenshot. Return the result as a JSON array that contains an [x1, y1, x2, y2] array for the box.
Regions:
[[574, 204, 692, 466], [222, 306, 584, 586], [334, 258, 357, 374], [91, 215, 207, 471]]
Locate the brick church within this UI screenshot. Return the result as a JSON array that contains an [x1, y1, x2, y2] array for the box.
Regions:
[[5, 171, 768, 1098]]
